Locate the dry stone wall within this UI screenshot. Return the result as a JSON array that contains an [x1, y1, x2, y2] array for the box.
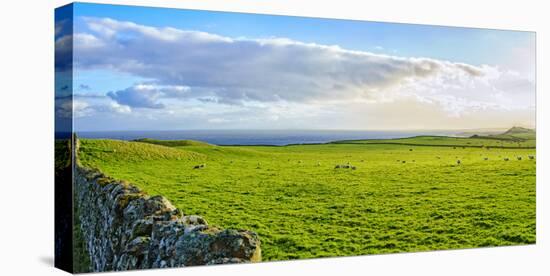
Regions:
[[74, 156, 261, 272]]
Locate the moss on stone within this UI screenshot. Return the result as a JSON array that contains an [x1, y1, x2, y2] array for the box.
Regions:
[[96, 177, 115, 186], [116, 193, 143, 210], [249, 246, 262, 262]]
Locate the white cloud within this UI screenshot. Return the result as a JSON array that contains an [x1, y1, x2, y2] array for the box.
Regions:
[[69, 94, 132, 118], [70, 17, 535, 129], [73, 33, 105, 49], [106, 84, 191, 109]]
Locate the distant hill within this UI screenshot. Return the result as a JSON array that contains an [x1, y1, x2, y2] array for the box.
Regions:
[[133, 138, 213, 147], [455, 128, 506, 137], [503, 126, 535, 135], [470, 127, 535, 142]]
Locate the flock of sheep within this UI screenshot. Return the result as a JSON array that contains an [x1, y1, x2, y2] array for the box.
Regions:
[[191, 152, 535, 170], [454, 154, 535, 165]]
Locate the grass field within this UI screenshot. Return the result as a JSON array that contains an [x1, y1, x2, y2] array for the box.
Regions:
[[78, 130, 536, 261]]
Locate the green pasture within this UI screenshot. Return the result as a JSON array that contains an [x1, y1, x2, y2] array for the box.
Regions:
[[78, 134, 536, 261]]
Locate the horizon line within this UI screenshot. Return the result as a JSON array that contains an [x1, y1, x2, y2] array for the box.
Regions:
[[72, 126, 535, 133]]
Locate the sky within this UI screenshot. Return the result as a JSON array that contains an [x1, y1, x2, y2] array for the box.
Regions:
[[56, 3, 536, 131]]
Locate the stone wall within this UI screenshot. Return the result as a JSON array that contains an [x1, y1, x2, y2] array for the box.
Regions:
[[74, 153, 261, 272]]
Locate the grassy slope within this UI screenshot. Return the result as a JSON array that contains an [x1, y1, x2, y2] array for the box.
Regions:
[[79, 136, 536, 261], [134, 138, 213, 147], [332, 132, 535, 148], [79, 139, 205, 162], [333, 127, 536, 148]]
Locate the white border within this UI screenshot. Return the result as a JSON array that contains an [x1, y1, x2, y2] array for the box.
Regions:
[[0, 0, 546, 275]]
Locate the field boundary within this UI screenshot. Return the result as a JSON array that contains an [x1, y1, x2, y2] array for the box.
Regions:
[[73, 138, 261, 272], [329, 141, 536, 149], [219, 140, 536, 149]]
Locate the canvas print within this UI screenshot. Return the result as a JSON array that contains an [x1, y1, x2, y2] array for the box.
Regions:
[[55, 2, 536, 273]]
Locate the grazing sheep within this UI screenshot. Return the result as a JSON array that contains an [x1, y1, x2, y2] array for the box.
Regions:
[[504, 158, 509, 161], [334, 164, 354, 169], [193, 164, 206, 169], [456, 160, 461, 165], [517, 156, 522, 161], [528, 155, 535, 160]]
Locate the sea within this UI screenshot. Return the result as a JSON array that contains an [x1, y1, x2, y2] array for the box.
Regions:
[[76, 129, 461, 146]]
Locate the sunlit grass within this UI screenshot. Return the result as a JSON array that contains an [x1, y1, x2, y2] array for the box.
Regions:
[[79, 137, 536, 261]]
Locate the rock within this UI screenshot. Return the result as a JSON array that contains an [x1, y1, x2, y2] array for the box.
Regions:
[[207, 257, 246, 265], [125, 237, 151, 256], [131, 219, 154, 238], [182, 215, 208, 226]]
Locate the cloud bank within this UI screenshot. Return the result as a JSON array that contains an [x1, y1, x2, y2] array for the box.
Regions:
[[59, 17, 535, 130]]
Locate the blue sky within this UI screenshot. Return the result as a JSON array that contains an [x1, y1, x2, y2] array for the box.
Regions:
[[58, 2, 536, 131], [73, 3, 534, 68]]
